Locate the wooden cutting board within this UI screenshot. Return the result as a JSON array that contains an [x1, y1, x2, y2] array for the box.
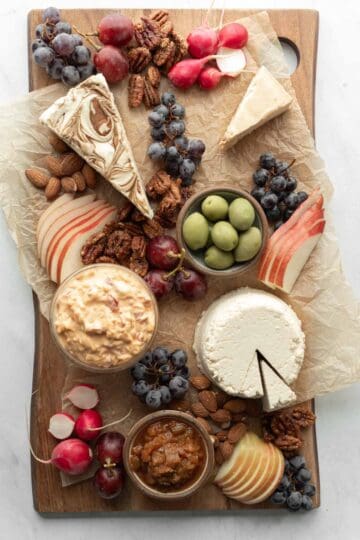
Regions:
[[28, 8, 320, 514]]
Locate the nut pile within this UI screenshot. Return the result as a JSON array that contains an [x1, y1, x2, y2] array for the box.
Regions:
[[25, 133, 97, 200], [127, 10, 187, 108], [262, 406, 316, 456], [146, 170, 192, 227]]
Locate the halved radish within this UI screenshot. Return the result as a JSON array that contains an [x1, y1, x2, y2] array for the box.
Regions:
[[65, 384, 99, 409], [216, 47, 246, 76], [48, 412, 75, 440]]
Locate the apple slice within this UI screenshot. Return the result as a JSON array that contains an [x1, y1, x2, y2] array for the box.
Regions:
[[57, 206, 117, 283], [220, 443, 261, 490], [36, 193, 74, 242], [222, 444, 269, 496], [40, 197, 102, 267], [258, 189, 322, 280], [246, 447, 284, 504], [239, 444, 279, 503], [44, 201, 108, 270], [215, 432, 256, 486]]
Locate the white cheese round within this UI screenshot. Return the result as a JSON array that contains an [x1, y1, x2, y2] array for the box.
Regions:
[[193, 288, 305, 398]]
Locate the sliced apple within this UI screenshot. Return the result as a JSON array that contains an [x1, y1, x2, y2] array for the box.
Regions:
[[215, 432, 255, 486], [44, 201, 108, 270], [56, 206, 117, 283], [36, 193, 74, 242], [220, 443, 261, 490], [238, 444, 278, 502], [246, 447, 284, 504], [40, 197, 102, 267]]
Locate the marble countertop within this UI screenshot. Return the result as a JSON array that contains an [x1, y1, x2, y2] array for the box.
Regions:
[[0, 1, 359, 539]]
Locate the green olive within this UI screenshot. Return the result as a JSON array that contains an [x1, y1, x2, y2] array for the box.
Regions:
[[234, 227, 262, 262], [205, 246, 234, 270], [211, 221, 238, 251], [201, 195, 229, 221], [229, 198, 255, 231], [206, 221, 214, 247], [182, 212, 209, 250]]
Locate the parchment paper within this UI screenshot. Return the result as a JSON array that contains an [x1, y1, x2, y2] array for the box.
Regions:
[[0, 11, 359, 443]]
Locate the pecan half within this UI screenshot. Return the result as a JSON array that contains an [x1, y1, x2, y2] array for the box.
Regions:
[[81, 233, 107, 264], [128, 47, 152, 73], [117, 202, 134, 222], [142, 218, 165, 238], [290, 407, 316, 428], [153, 38, 176, 67], [105, 230, 132, 261], [128, 74, 145, 108], [149, 9, 170, 27], [274, 434, 303, 452], [146, 170, 172, 199], [172, 32, 188, 64], [134, 18, 162, 50], [143, 78, 160, 108], [129, 255, 149, 277], [131, 235, 147, 258], [146, 65, 161, 88]]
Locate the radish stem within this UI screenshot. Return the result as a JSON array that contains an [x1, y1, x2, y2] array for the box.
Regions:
[[25, 403, 52, 464], [87, 409, 132, 431]]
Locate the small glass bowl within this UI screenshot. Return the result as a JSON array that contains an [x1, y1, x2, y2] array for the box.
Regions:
[[50, 264, 159, 373], [123, 410, 215, 501]]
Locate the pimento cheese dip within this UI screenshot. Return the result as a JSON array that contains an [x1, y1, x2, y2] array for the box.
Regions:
[[51, 265, 157, 369]]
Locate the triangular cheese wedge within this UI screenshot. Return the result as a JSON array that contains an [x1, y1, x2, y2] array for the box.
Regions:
[[40, 74, 153, 218], [221, 66, 293, 149], [260, 359, 297, 412]]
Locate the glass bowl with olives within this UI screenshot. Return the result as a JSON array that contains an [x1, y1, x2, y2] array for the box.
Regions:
[[176, 186, 269, 277]]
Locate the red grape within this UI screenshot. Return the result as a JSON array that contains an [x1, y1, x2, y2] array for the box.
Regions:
[[144, 270, 174, 299], [146, 235, 180, 270], [95, 432, 124, 466], [175, 269, 207, 300], [94, 46, 129, 84], [98, 14, 134, 47], [94, 466, 124, 499]]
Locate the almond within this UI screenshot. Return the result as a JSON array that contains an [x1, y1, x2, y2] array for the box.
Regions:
[[210, 409, 231, 425], [25, 168, 49, 189], [72, 171, 86, 192], [215, 430, 228, 442], [61, 176, 77, 193], [45, 177, 61, 200], [189, 374, 211, 391], [219, 440, 234, 461], [214, 390, 229, 409], [191, 401, 209, 418], [82, 163, 97, 188], [198, 390, 217, 413], [60, 152, 84, 176], [48, 132, 69, 153], [45, 155, 64, 177], [227, 422, 247, 444], [224, 399, 247, 414], [195, 417, 213, 434], [215, 447, 224, 465]]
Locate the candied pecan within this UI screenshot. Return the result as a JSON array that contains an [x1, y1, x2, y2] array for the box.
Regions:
[[146, 170, 172, 199], [105, 230, 132, 261], [127, 47, 152, 73], [81, 232, 107, 264], [131, 208, 147, 223], [181, 186, 193, 203], [134, 18, 162, 50], [274, 435, 303, 452], [167, 178, 182, 204], [154, 214, 175, 229], [95, 255, 117, 264], [172, 32, 188, 64], [142, 218, 165, 238], [143, 78, 160, 108], [153, 38, 176, 67], [131, 235, 147, 258], [129, 255, 149, 277], [117, 202, 135, 222], [120, 222, 144, 236], [128, 74, 145, 108], [290, 407, 316, 428], [146, 65, 161, 88], [149, 9, 169, 26], [163, 43, 177, 73], [270, 414, 299, 438]]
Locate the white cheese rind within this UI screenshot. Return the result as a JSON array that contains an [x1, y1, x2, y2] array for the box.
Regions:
[[193, 287, 305, 399], [260, 360, 297, 412], [221, 66, 293, 149]]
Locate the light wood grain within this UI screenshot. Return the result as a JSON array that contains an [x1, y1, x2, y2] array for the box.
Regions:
[[28, 8, 320, 514]]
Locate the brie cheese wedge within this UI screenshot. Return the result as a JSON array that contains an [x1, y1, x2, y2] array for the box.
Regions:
[[221, 66, 293, 149], [193, 288, 304, 404], [260, 360, 297, 412], [40, 74, 153, 218]]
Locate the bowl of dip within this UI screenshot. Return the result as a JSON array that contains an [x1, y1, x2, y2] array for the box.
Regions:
[[123, 410, 215, 500], [50, 264, 158, 372]]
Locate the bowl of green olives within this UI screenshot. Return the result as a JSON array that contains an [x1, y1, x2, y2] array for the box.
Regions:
[[176, 186, 269, 277]]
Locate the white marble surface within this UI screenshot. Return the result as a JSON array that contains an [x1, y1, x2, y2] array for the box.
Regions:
[[0, 1, 359, 539]]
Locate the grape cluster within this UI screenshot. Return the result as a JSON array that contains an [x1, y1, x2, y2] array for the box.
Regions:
[[270, 455, 316, 512], [147, 92, 206, 186], [31, 7, 95, 86], [131, 347, 190, 409], [251, 152, 308, 230]]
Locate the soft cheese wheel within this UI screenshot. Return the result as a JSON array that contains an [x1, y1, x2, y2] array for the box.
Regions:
[[193, 288, 305, 398]]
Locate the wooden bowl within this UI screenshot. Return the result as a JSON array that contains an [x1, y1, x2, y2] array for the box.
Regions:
[[123, 410, 215, 501], [176, 186, 269, 277]]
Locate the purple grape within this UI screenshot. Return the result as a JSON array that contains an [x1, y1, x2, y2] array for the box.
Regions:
[[46, 58, 65, 80], [55, 21, 72, 35], [53, 32, 75, 56], [78, 62, 95, 81], [35, 24, 45, 39], [187, 139, 205, 160], [61, 65, 80, 86], [71, 45, 91, 66], [31, 39, 47, 52], [71, 34, 83, 47], [179, 158, 196, 180], [33, 46, 55, 67], [42, 7, 61, 24]]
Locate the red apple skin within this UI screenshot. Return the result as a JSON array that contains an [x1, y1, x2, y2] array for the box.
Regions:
[[258, 190, 323, 280], [266, 209, 324, 284]]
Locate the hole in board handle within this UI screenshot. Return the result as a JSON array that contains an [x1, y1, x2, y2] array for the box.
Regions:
[[279, 38, 300, 75]]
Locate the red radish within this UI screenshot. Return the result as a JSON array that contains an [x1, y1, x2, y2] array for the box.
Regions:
[[75, 409, 103, 441], [187, 26, 219, 59], [48, 412, 75, 440], [66, 384, 99, 410], [168, 57, 215, 89], [218, 23, 248, 49], [216, 47, 247, 76], [198, 66, 227, 89], [30, 438, 93, 476]]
